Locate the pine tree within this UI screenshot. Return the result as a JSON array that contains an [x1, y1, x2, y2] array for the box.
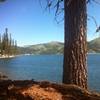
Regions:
[[63, 0, 87, 89], [46, 0, 88, 89], [5, 28, 9, 56], [0, 28, 18, 56], [14, 40, 17, 55], [0, 34, 2, 56]]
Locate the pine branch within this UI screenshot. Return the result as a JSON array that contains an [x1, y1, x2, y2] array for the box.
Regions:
[[88, 15, 98, 27], [96, 26, 100, 33], [88, 15, 100, 33], [92, 0, 100, 5], [0, 0, 6, 2]]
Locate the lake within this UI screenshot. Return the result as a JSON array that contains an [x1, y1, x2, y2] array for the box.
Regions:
[[0, 54, 100, 92]]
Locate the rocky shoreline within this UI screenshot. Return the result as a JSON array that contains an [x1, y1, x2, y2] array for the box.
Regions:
[[0, 73, 100, 100], [0, 79, 100, 100], [0, 72, 8, 80], [0, 55, 15, 59]]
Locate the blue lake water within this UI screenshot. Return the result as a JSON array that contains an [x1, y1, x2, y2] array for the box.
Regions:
[[0, 54, 100, 92]]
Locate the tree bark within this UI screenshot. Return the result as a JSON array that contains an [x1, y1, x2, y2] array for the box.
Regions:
[[63, 0, 87, 89]]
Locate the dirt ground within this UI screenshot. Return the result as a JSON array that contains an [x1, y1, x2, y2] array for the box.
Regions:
[[0, 80, 100, 100]]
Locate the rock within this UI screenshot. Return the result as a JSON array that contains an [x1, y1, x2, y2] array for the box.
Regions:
[[0, 80, 100, 100], [0, 72, 8, 80]]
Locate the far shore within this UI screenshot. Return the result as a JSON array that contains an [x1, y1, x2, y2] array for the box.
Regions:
[[0, 55, 16, 59], [87, 52, 100, 54], [0, 53, 100, 59]]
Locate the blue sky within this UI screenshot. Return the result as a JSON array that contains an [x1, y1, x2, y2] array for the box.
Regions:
[[0, 0, 100, 46], [87, 1, 100, 41]]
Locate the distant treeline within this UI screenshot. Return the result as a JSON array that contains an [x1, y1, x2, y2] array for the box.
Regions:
[[0, 28, 17, 56]]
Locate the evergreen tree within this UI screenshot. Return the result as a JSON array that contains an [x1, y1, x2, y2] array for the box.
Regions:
[[45, 0, 89, 89], [0, 28, 18, 56], [0, 34, 2, 55], [5, 28, 9, 56], [9, 33, 12, 55], [63, 0, 87, 89], [2, 33, 6, 55], [14, 40, 17, 55]]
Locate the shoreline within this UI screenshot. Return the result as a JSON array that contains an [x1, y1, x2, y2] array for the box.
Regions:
[[0, 80, 100, 99], [0, 55, 16, 59], [0, 53, 100, 58], [87, 53, 100, 55]]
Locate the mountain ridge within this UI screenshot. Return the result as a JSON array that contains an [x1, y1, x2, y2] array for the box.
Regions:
[[88, 37, 100, 53], [18, 37, 100, 54]]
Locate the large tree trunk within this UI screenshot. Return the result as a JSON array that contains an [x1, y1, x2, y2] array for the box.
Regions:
[[63, 0, 87, 89]]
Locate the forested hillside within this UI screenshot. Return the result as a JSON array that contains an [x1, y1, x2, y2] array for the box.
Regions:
[[18, 37, 100, 54]]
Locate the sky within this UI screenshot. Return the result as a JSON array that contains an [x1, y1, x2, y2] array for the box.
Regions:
[[0, 0, 100, 46], [87, 1, 100, 41]]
